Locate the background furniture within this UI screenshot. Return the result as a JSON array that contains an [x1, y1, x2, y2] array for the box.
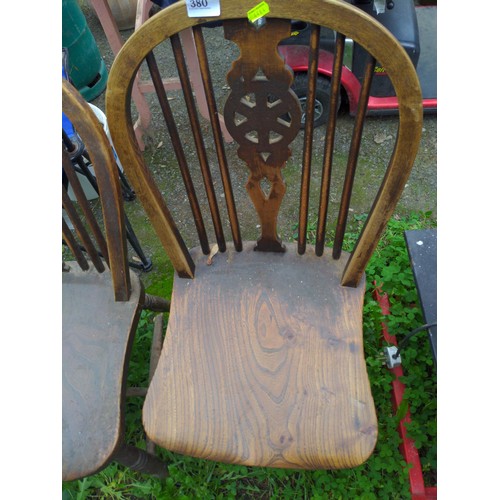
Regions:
[[62, 80, 169, 480]]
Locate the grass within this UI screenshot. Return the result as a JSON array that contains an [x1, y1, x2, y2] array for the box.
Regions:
[[63, 210, 436, 499]]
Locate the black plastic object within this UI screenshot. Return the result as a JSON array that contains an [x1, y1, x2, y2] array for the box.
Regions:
[[279, 20, 336, 53], [352, 0, 420, 97], [404, 229, 437, 363]]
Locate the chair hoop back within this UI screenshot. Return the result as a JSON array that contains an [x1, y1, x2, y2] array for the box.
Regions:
[[106, 0, 422, 287]]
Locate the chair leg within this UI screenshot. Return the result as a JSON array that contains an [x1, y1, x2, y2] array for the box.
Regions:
[[126, 387, 147, 397], [125, 314, 164, 399], [143, 294, 170, 312], [146, 314, 165, 454], [113, 444, 168, 478], [149, 314, 164, 379], [126, 314, 166, 454]]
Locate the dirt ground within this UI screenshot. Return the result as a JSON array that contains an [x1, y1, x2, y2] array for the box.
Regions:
[[78, 2, 437, 287]]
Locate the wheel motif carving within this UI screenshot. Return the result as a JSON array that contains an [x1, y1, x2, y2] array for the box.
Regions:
[[223, 19, 301, 252], [225, 83, 301, 167]]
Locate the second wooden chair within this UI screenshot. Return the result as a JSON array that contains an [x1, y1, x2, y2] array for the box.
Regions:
[[62, 80, 170, 481]]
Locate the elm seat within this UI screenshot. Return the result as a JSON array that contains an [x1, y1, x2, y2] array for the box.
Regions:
[[106, 0, 422, 470], [143, 243, 376, 468]]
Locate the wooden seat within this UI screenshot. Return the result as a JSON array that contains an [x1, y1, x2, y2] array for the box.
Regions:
[[62, 264, 143, 479], [62, 80, 169, 481], [106, 0, 422, 469], [146, 243, 375, 468]]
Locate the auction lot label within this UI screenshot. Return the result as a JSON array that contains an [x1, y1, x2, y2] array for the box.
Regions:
[[186, 0, 220, 17]]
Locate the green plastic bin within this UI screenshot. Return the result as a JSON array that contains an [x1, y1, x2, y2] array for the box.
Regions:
[[62, 0, 108, 101]]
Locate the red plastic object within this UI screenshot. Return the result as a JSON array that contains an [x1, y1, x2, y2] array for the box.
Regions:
[[278, 45, 437, 115], [373, 283, 437, 500]]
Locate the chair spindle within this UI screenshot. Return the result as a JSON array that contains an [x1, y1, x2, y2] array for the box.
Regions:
[[161, 37, 227, 254], [62, 218, 89, 271], [193, 24, 242, 252], [145, 50, 211, 254], [333, 54, 375, 259], [62, 187, 105, 272], [298, 24, 321, 255], [62, 146, 110, 265], [315, 33, 346, 256]]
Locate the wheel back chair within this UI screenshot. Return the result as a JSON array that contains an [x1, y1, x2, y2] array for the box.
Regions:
[[106, 0, 422, 469], [62, 80, 170, 480]]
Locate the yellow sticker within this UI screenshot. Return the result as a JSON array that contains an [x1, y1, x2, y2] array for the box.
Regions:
[[247, 1, 270, 23]]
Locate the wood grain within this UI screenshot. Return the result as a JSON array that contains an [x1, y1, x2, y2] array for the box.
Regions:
[[143, 244, 377, 469]]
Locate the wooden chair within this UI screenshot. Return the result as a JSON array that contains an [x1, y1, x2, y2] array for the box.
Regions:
[[62, 79, 170, 481], [106, 0, 422, 469]]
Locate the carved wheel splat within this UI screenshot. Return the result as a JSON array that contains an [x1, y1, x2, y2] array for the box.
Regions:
[[223, 19, 301, 252]]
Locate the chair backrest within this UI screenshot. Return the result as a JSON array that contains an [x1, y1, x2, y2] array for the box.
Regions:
[[62, 79, 131, 301], [106, 0, 422, 287]]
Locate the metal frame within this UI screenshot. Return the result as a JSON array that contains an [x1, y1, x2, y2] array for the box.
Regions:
[[63, 132, 153, 272]]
